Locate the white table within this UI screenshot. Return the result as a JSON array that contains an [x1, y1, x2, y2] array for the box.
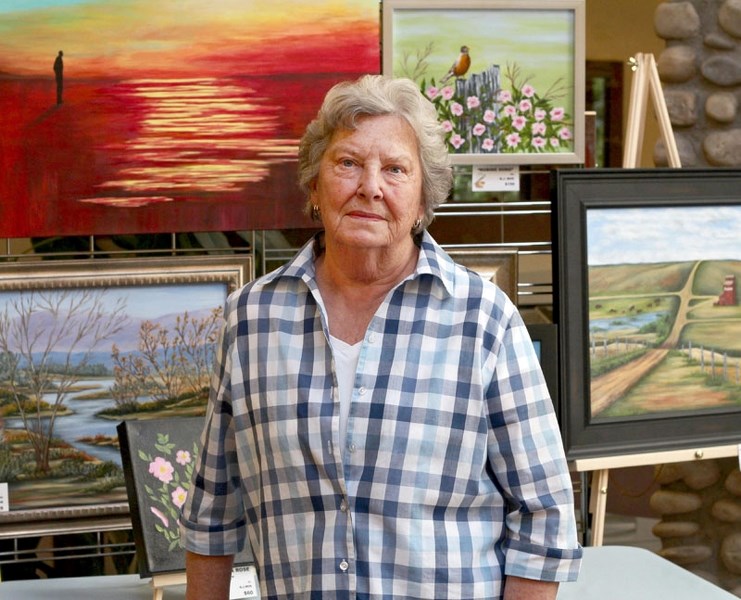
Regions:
[[1, 546, 737, 599]]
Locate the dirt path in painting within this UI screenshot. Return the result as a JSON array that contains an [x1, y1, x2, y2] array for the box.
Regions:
[[590, 261, 700, 416]]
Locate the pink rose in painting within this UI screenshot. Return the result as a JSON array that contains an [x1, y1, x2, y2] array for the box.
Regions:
[[466, 96, 481, 110], [497, 90, 512, 103], [512, 116, 527, 131], [550, 107, 565, 121], [521, 84, 535, 98], [550, 137, 561, 148], [150, 506, 169, 527], [472, 123, 486, 136], [451, 102, 464, 117], [519, 99, 532, 113], [482, 138, 495, 151], [149, 456, 174, 483], [503, 105, 517, 117], [506, 133, 521, 148], [441, 86, 455, 100], [531, 122, 546, 136], [483, 109, 496, 123], [532, 136, 547, 149], [441, 120, 454, 133], [558, 126, 572, 140], [426, 86, 439, 100], [534, 108, 547, 121], [176, 450, 191, 465], [450, 134, 465, 149], [171, 486, 188, 509]]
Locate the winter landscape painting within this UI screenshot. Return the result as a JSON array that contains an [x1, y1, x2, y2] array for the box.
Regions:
[[0, 255, 250, 523]]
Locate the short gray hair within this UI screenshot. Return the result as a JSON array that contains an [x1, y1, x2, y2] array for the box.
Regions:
[[297, 74, 452, 230]]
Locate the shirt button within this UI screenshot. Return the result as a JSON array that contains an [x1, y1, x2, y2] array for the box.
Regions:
[[358, 386, 367, 395], [368, 333, 376, 343], [340, 499, 348, 512], [348, 443, 356, 453], [339, 559, 349, 572]]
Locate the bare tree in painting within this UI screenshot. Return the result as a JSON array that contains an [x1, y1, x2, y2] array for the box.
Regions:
[[111, 308, 223, 406], [0, 289, 129, 474]]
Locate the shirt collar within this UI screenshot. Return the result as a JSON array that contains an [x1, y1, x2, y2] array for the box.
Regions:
[[263, 231, 456, 298]]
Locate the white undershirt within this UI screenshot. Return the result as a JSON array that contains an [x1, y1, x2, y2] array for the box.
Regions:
[[329, 335, 362, 454]]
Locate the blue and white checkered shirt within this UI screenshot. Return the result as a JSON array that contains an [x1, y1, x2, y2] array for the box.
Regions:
[[180, 232, 582, 599]]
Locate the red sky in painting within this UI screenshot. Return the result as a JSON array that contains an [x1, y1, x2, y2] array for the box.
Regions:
[[0, 2, 380, 237]]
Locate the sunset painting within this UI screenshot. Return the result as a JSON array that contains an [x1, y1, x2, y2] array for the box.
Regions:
[[0, 0, 379, 237]]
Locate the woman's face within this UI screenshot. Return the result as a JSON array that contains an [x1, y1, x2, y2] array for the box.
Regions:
[[310, 114, 424, 255]]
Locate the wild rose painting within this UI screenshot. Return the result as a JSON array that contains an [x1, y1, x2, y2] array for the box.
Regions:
[[118, 417, 254, 576], [382, 0, 585, 165], [0, 0, 379, 237]]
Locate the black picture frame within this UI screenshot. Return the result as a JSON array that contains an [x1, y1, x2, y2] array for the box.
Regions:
[[118, 417, 254, 577], [526, 323, 559, 416], [553, 168, 741, 460]]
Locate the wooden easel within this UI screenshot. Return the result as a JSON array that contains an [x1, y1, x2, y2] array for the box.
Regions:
[[150, 572, 186, 600], [577, 52, 688, 546], [622, 53, 681, 169]]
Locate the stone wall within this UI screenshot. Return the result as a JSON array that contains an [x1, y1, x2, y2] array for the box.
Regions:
[[653, 0, 741, 166], [650, 457, 741, 596]]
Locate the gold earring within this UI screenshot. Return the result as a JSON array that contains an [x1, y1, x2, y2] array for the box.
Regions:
[[412, 218, 422, 232], [312, 205, 321, 220]]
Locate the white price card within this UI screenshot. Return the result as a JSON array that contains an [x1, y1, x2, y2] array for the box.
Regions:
[[230, 565, 260, 599], [472, 165, 520, 192], [738, 443, 741, 471], [0, 483, 8, 512]]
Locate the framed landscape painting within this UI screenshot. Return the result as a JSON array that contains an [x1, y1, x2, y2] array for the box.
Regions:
[[382, 0, 585, 165], [553, 168, 741, 459], [0, 1, 379, 237], [0, 255, 252, 533]]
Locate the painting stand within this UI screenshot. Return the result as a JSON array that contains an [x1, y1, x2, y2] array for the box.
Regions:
[[622, 52, 681, 168], [576, 51, 692, 546], [574, 445, 739, 546], [149, 572, 186, 600]]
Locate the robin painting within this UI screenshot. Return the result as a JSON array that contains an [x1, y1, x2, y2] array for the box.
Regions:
[[441, 45, 471, 83]]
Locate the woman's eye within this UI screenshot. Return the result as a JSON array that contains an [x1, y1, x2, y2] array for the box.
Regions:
[[340, 159, 355, 167]]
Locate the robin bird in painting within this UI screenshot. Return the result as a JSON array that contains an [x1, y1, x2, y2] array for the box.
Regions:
[[441, 45, 471, 83]]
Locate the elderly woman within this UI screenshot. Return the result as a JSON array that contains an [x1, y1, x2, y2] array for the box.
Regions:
[[180, 74, 581, 600]]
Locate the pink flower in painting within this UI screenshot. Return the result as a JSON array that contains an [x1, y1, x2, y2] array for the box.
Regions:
[[441, 120, 454, 133], [472, 123, 486, 136], [503, 105, 517, 117], [531, 122, 546, 136], [506, 132, 521, 148], [176, 450, 191, 465], [149, 456, 174, 483], [519, 99, 532, 113], [450, 133, 465, 149], [497, 90, 512, 103], [441, 86, 455, 100], [482, 138, 495, 151], [483, 109, 496, 123], [558, 126, 572, 140], [532, 136, 547, 149], [534, 108, 547, 121], [467, 96, 481, 110], [171, 486, 188, 509], [512, 116, 527, 131], [550, 107, 565, 121], [451, 102, 464, 116], [426, 86, 439, 100], [521, 84, 536, 98], [550, 137, 561, 148], [150, 506, 169, 528]]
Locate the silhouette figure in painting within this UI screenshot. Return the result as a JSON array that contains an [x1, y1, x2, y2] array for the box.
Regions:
[[54, 50, 64, 105]]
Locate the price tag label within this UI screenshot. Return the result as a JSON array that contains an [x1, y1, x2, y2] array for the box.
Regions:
[[230, 565, 260, 599], [472, 165, 520, 192], [738, 443, 741, 471], [0, 483, 8, 512]]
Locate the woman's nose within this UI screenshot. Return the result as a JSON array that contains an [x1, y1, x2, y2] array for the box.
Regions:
[[357, 166, 383, 200]]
